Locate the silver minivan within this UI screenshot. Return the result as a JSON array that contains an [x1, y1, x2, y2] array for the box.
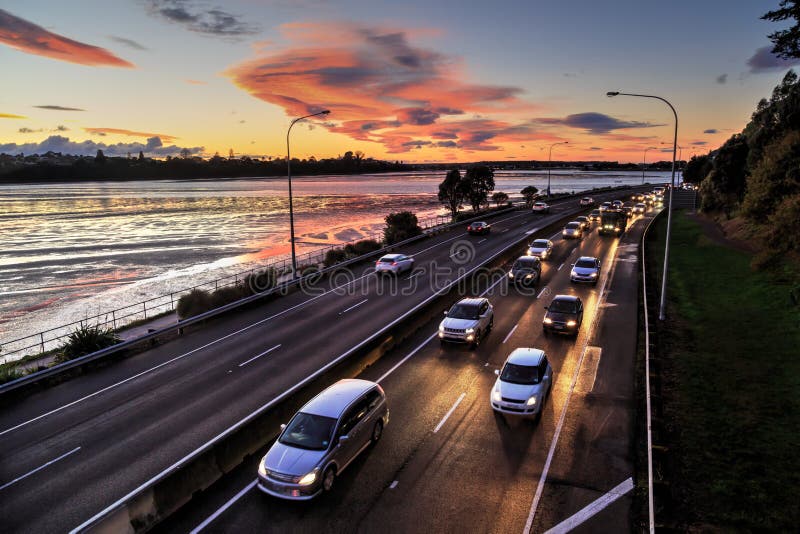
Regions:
[[257, 379, 389, 500]]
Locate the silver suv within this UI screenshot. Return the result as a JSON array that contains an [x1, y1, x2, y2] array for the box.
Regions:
[[257, 379, 389, 500], [439, 297, 494, 347]]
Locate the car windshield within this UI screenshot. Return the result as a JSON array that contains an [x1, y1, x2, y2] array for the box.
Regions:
[[531, 240, 548, 248], [566, 223, 580, 229], [513, 259, 539, 270], [575, 259, 597, 269], [448, 303, 480, 320], [279, 412, 337, 451], [549, 299, 578, 313], [591, 210, 600, 216], [500, 362, 540, 385]]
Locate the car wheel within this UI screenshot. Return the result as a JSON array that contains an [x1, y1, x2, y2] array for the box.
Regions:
[[322, 466, 336, 492], [371, 420, 384, 444], [487, 317, 494, 332], [543, 328, 549, 337], [471, 330, 481, 349]]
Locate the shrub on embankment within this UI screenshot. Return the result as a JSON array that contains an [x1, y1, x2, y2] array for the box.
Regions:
[[56, 324, 121, 363], [323, 239, 383, 267], [176, 267, 279, 319]]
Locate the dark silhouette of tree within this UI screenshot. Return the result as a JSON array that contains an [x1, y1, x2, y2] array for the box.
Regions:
[[492, 191, 509, 207], [520, 186, 539, 207], [384, 211, 422, 245], [138, 151, 145, 161], [94, 149, 106, 164], [763, 1, 800, 59], [180, 148, 191, 159], [682, 155, 712, 184], [461, 165, 495, 211], [438, 169, 464, 218]]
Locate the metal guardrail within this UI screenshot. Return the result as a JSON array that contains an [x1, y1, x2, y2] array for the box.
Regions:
[[0, 203, 522, 394], [0, 211, 474, 363]]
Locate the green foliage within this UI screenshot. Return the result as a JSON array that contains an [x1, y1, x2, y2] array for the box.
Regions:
[[461, 165, 495, 211], [324, 248, 348, 267], [0, 365, 25, 385], [766, 194, 800, 255], [491, 191, 509, 206], [384, 211, 422, 245], [743, 130, 800, 220], [763, 1, 800, 60], [177, 288, 213, 319], [682, 154, 713, 184], [57, 324, 121, 362], [438, 169, 464, 218], [344, 239, 382, 256], [520, 186, 539, 207], [210, 286, 247, 308], [743, 70, 800, 169], [243, 267, 278, 294]]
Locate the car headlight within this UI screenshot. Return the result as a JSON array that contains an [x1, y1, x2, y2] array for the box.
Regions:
[[526, 396, 537, 406], [562, 231, 568, 235], [465, 327, 475, 334], [439, 324, 445, 333], [298, 469, 318, 486], [567, 320, 577, 326], [543, 317, 553, 324], [525, 274, 532, 279], [508, 272, 514, 278], [526, 250, 532, 256], [590, 272, 597, 277], [570, 270, 577, 277], [258, 461, 267, 477], [492, 389, 501, 402]]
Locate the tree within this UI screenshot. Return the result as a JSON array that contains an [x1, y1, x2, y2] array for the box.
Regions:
[[438, 169, 464, 218], [491, 191, 509, 207], [743, 129, 800, 221], [229, 148, 235, 159], [94, 149, 106, 164], [138, 151, 145, 161], [521, 186, 539, 207], [180, 148, 191, 159], [461, 165, 495, 211], [384, 211, 422, 245], [712, 134, 750, 203], [682, 154, 712, 184], [763, 1, 800, 59]]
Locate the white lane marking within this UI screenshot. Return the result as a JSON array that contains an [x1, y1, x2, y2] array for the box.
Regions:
[[390, 480, 399, 489], [339, 298, 369, 315], [525, 229, 537, 235], [406, 270, 423, 280], [377, 333, 437, 384], [238, 344, 282, 368], [523, 238, 618, 534], [502, 324, 518, 344], [478, 238, 487, 244], [190, 479, 257, 534], [536, 287, 548, 299], [0, 446, 81, 491], [433, 392, 466, 433], [543, 478, 634, 534], [502, 228, 510, 233]]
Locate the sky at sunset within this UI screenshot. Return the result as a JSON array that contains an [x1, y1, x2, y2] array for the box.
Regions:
[[2, 0, 799, 163]]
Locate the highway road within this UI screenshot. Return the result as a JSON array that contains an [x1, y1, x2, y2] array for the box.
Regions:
[[0, 189, 650, 533], [156, 206, 657, 533]]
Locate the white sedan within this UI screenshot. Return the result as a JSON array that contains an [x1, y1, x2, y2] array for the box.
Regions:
[[527, 239, 554, 260], [375, 253, 414, 275], [532, 201, 550, 214]]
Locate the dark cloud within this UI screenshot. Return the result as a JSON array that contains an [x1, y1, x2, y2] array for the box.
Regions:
[[691, 141, 707, 146], [18, 127, 41, 133], [0, 9, 133, 67], [534, 112, 661, 134], [747, 46, 800, 73], [55, 125, 69, 131], [703, 128, 718, 134], [0, 135, 203, 157], [435, 107, 464, 115], [401, 139, 432, 148], [34, 105, 85, 111], [397, 108, 440, 125], [145, 1, 258, 37], [436, 140, 458, 148], [110, 36, 148, 51], [589, 147, 603, 151], [716, 73, 727, 84]]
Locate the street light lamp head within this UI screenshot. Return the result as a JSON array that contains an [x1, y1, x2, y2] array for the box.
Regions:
[[606, 91, 620, 97]]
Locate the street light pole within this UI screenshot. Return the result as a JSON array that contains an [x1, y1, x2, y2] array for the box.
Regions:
[[607, 91, 677, 321], [547, 141, 569, 196], [642, 146, 657, 184], [287, 109, 330, 279]]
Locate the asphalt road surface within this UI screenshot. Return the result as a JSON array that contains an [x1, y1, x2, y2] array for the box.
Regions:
[[0, 189, 651, 533], [155, 207, 657, 533]]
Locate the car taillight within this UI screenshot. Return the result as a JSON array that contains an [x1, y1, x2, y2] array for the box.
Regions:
[[376, 261, 380, 265], [392, 262, 397, 266]]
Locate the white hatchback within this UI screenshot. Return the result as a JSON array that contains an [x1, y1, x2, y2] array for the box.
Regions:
[[491, 348, 553, 417], [375, 254, 414, 275]]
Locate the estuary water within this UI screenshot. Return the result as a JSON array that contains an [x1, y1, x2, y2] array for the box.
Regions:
[[0, 169, 672, 354]]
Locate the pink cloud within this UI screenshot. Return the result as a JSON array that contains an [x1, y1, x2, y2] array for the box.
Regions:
[[0, 9, 134, 67], [225, 22, 544, 154]]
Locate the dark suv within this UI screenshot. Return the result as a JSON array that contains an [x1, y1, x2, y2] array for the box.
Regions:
[[543, 295, 584, 336], [508, 256, 542, 286]]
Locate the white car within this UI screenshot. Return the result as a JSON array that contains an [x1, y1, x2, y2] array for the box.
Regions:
[[633, 203, 646, 214], [526, 239, 554, 260], [375, 253, 414, 275], [570, 256, 601, 285], [562, 221, 583, 239], [531, 201, 550, 214], [439, 297, 494, 348], [579, 196, 594, 207], [491, 348, 553, 417]]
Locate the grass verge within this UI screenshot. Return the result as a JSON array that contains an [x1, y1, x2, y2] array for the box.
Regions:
[[647, 211, 800, 530]]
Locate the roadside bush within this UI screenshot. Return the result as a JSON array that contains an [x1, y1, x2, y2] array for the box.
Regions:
[[324, 248, 348, 267], [0, 365, 25, 385], [57, 324, 121, 363], [344, 239, 382, 256], [210, 285, 246, 309], [177, 288, 213, 319], [384, 211, 422, 245], [244, 267, 278, 294]]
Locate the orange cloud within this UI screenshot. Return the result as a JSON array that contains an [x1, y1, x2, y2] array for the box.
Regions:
[[84, 128, 177, 143], [0, 9, 134, 67], [185, 79, 207, 85], [1, 112, 26, 119], [225, 22, 543, 154]]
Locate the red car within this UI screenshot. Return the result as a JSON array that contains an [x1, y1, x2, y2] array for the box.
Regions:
[[467, 221, 491, 235]]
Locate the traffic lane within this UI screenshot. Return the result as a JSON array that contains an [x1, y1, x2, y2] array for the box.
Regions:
[[528, 214, 650, 533]]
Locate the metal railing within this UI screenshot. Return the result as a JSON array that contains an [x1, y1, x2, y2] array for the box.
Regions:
[[0, 209, 500, 363]]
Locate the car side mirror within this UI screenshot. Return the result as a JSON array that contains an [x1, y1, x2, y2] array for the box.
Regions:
[[339, 435, 350, 444], [494, 369, 500, 376], [280, 423, 287, 431]]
